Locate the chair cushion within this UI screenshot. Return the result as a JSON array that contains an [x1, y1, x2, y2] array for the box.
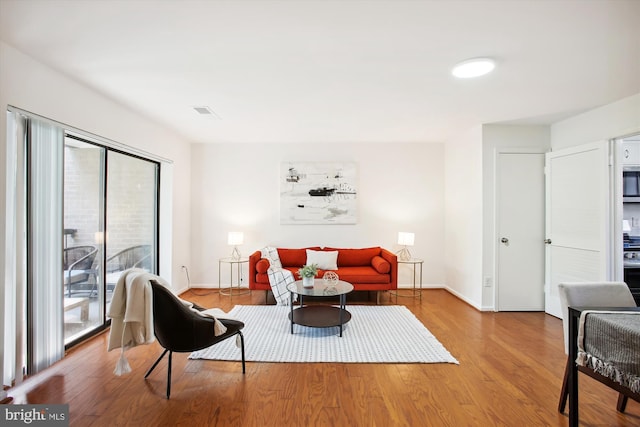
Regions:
[[63, 270, 89, 285]]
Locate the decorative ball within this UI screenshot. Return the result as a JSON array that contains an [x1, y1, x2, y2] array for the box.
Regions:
[[323, 271, 339, 286]]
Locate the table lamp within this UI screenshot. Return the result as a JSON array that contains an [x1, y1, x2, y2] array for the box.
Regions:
[[228, 231, 244, 260], [397, 232, 414, 261]]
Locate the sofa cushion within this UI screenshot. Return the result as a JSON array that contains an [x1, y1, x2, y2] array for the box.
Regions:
[[335, 266, 390, 284], [278, 247, 321, 267], [306, 249, 338, 270], [371, 256, 391, 274], [325, 247, 381, 267], [256, 259, 270, 274]]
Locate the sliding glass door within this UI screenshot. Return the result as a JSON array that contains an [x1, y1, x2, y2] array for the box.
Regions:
[[63, 137, 159, 346], [63, 138, 105, 344], [104, 151, 158, 298]]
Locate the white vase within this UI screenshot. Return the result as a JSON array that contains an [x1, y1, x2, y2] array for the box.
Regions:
[[302, 276, 314, 288]]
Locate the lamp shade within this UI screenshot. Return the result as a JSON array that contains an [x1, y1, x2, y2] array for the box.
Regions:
[[397, 232, 415, 246], [227, 231, 244, 246]]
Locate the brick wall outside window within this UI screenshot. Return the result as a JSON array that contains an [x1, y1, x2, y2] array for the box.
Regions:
[[64, 147, 156, 260]]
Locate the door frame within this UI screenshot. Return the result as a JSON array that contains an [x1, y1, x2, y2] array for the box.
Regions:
[[494, 146, 547, 311], [612, 137, 626, 283]]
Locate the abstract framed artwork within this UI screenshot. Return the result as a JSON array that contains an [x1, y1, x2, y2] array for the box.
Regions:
[[280, 162, 357, 224]]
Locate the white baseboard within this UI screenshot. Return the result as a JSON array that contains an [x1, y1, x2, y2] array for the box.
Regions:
[[396, 283, 445, 290], [172, 284, 189, 295], [191, 284, 443, 291], [441, 286, 491, 311], [189, 283, 249, 289], [182, 283, 493, 311]]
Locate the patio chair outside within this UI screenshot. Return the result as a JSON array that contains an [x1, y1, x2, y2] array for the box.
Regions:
[[106, 245, 153, 291], [63, 245, 98, 297]]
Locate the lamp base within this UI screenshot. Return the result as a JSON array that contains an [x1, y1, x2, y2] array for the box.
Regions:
[[231, 247, 242, 260], [396, 247, 412, 261]]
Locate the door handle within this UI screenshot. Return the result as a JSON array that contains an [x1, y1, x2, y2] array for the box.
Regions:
[[500, 237, 509, 244], [544, 239, 552, 244]]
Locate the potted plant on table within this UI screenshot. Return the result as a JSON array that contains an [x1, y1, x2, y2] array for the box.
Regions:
[[297, 264, 319, 288]]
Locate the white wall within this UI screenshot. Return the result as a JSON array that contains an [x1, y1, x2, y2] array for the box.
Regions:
[[444, 126, 483, 309], [481, 124, 550, 310], [0, 42, 193, 291], [551, 93, 640, 149], [190, 142, 445, 288]]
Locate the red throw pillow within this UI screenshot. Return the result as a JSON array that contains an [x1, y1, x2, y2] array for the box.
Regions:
[[277, 247, 321, 267], [278, 248, 307, 267], [256, 259, 270, 274], [325, 247, 381, 267], [371, 256, 391, 273]]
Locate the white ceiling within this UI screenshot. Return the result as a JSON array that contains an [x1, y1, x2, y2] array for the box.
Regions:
[[1, 0, 639, 144]]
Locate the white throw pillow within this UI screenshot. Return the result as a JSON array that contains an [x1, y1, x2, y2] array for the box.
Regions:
[[306, 249, 338, 270]]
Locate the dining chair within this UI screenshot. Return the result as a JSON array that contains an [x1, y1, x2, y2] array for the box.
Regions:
[[557, 281, 638, 413]]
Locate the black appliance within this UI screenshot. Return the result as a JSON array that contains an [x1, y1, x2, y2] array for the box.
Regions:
[[623, 169, 640, 202], [622, 236, 640, 305]]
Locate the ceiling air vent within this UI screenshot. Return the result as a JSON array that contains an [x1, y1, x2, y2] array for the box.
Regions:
[[193, 106, 221, 119]]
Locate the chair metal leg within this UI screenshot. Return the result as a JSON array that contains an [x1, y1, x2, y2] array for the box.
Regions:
[[238, 331, 246, 374], [144, 348, 173, 399], [144, 348, 169, 379], [166, 351, 172, 399]]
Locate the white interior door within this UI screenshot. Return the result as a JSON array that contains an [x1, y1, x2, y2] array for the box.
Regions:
[[544, 141, 612, 318], [496, 151, 545, 311]]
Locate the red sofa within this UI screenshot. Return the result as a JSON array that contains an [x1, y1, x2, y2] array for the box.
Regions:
[[248, 246, 397, 303]]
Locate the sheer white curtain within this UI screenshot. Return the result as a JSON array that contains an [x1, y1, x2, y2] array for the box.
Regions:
[[3, 111, 24, 387], [3, 110, 64, 386], [28, 117, 64, 373]]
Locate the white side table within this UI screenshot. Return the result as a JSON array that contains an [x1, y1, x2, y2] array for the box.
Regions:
[[218, 257, 251, 300], [392, 258, 423, 301]]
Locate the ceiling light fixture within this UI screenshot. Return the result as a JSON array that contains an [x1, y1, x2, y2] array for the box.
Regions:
[[451, 57, 496, 78]]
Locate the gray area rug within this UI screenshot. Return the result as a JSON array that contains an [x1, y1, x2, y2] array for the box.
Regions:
[[189, 305, 459, 364]]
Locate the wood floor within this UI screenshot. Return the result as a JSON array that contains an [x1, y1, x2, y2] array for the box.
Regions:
[[5, 289, 640, 426]]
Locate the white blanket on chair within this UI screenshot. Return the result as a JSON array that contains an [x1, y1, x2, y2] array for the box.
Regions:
[[262, 246, 297, 306], [107, 269, 166, 375], [107, 268, 160, 351]]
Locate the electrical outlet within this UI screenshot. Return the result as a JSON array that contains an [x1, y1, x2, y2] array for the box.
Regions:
[[483, 276, 492, 287]]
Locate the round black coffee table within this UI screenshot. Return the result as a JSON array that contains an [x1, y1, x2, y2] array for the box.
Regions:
[[286, 279, 353, 337]]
